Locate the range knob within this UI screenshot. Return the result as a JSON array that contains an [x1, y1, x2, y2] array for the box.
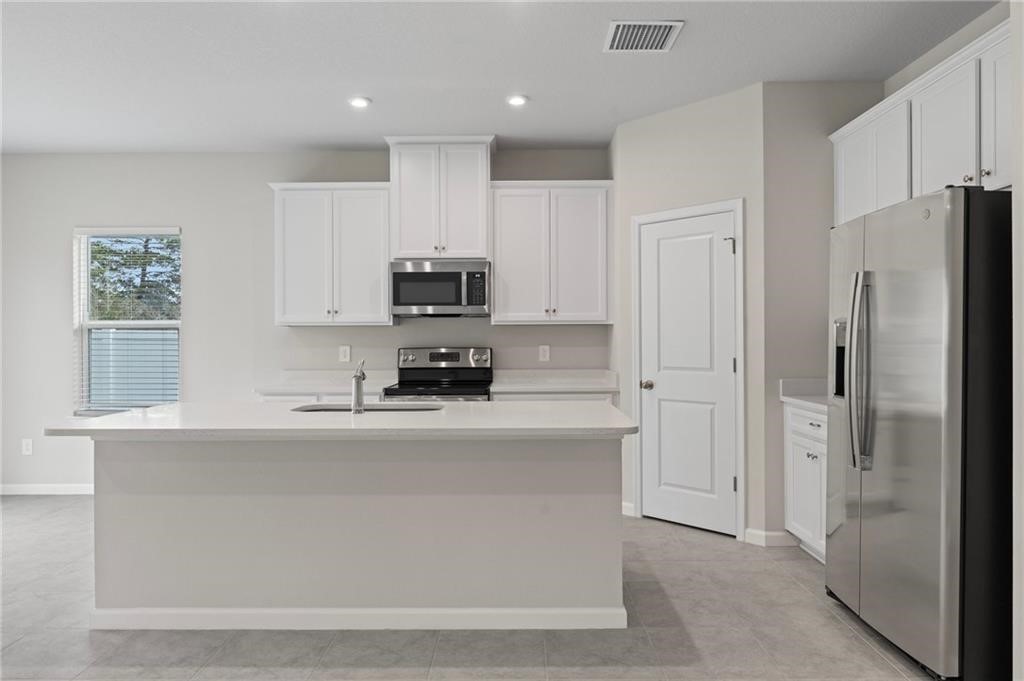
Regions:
[[407, 353, 416, 362], [472, 353, 481, 361]]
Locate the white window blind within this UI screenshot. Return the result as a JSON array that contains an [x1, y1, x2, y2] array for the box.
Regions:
[[73, 229, 181, 411]]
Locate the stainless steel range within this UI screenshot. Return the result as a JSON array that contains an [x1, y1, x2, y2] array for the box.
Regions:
[[382, 347, 492, 402]]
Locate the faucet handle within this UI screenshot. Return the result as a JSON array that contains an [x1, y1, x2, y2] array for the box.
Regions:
[[353, 359, 366, 380]]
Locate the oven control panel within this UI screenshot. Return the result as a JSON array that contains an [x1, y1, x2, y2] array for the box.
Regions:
[[397, 347, 492, 369]]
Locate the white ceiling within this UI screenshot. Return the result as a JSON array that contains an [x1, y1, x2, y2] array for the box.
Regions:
[[2, 1, 994, 152]]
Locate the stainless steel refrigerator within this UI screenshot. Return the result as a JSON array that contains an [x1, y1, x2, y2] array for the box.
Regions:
[[826, 187, 1011, 680]]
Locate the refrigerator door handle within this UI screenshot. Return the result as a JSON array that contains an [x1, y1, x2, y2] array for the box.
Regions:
[[846, 271, 864, 469]]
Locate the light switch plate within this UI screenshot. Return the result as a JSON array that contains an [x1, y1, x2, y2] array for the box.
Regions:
[[21, 438, 32, 456], [538, 345, 550, 362], [338, 345, 351, 363]]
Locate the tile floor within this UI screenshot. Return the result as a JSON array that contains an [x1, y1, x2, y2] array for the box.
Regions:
[[0, 496, 930, 680]]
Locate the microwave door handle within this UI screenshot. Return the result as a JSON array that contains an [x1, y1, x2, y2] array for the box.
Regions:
[[846, 271, 864, 470], [461, 272, 468, 306]]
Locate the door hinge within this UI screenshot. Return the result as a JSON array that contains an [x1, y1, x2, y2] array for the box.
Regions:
[[732, 357, 737, 373], [733, 476, 737, 492], [724, 236, 736, 254]]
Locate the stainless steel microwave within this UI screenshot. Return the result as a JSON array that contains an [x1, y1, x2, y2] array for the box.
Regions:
[[390, 260, 490, 317]]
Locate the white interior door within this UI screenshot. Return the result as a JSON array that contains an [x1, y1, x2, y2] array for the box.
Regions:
[[640, 208, 737, 534]]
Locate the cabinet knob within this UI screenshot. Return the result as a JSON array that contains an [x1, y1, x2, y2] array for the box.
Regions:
[[326, 309, 331, 315], [441, 245, 447, 252], [963, 174, 975, 183], [981, 168, 992, 177], [544, 309, 550, 313], [552, 308, 557, 314], [809, 422, 821, 429], [433, 245, 439, 251], [806, 452, 819, 461], [334, 309, 339, 315]]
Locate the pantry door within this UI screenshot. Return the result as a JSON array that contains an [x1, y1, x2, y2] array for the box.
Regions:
[[637, 201, 742, 536]]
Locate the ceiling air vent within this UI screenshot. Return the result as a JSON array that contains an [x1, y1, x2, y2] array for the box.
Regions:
[[604, 20, 684, 53]]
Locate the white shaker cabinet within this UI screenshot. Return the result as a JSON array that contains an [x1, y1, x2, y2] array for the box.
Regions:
[[272, 184, 391, 326], [833, 102, 910, 225], [492, 182, 610, 325], [980, 37, 1012, 190], [783, 403, 828, 562], [912, 60, 980, 196], [388, 137, 491, 259]]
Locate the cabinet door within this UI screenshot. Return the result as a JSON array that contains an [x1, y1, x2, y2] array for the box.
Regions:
[[786, 434, 824, 547], [549, 188, 608, 322], [912, 60, 980, 195], [492, 189, 550, 323], [391, 145, 439, 258], [873, 103, 911, 211], [333, 190, 391, 325], [275, 190, 333, 325], [439, 144, 489, 258], [834, 125, 875, 225], [980, 38, 1012, 189]]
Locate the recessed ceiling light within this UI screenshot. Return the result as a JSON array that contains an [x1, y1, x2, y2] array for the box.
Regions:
[[507, 94, 528, 108], [348, 96, 371, 109]]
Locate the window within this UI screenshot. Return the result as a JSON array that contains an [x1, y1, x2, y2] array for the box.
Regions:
[[74, 228, 181, 411]]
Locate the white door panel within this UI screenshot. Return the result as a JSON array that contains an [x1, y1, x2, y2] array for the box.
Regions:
[[492, 189, 550, 323], [550, 188, 607, 322], [912, 60, 979, 195], [333, 190, 390, 324], [440, 145, 488, 258], [980, 38, 1012, 189], [276, 191, 333, 324], [640, 209, 737, 534]]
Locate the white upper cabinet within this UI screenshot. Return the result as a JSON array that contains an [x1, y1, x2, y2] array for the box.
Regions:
[[272, 184, 390, 326], [390, 145, 439, 258], [275, 189, 333, 325], [440, 145, 489, 258], [912, 59, 979, 196], [388, 137, 491, 259], [834, 102, 910, 224], [492, 183, 610, 325], [832, 21, 1010, 223], [492, 189, 550, 323], [980, 37, 1012, 189], [550, 188, 608, 322]]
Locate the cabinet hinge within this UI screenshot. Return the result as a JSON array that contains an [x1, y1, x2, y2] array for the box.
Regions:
[[733, 476, 737, 492], [732, 357, 737, 373]]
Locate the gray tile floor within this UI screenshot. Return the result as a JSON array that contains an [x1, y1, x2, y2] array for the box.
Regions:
[[0, 496, 930, 680]]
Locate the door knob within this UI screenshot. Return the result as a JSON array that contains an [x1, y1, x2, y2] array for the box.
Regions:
[[640, 379, 655, 390]]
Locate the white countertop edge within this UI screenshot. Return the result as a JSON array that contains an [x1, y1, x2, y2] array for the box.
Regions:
[[779, 395, 828, 412], [45, 428, 636, 442]]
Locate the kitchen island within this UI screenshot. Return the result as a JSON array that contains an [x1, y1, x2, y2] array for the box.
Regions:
[[46, 400, 637, 630]]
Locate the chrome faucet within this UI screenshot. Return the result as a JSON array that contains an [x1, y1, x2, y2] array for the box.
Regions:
[[351, 359, 366, 414]]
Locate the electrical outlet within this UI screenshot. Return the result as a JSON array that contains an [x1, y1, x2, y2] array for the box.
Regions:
[[338, 345, 351, 363], [538, 345, 551, 362], [20, 438, 32, 456]]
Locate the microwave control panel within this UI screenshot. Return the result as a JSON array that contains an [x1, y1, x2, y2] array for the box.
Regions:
[[468, 272, 487, 306]]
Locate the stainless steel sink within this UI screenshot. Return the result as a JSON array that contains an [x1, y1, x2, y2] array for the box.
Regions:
[[291, 403, 444, 413]]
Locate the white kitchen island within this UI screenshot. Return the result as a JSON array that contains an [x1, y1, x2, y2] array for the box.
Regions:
[[46, 400, 637, 630]]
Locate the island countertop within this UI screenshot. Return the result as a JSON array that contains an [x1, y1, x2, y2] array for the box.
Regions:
[[46, 400, 638, 442]]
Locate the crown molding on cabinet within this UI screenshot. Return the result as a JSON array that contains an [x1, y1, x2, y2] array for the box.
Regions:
[[385, 135, 497, 151]]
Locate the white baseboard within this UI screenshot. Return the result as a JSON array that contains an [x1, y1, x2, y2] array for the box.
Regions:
[[91, 606, 628, 630], [743, 528, 798, 547], [1, 484, 94, 495], [621, 502, 637, 517]]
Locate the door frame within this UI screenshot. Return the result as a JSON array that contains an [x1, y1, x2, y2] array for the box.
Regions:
[[630, 198, 746, 541]]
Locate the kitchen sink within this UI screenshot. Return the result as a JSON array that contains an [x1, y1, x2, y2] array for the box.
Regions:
[[291, 403, 444, 413]]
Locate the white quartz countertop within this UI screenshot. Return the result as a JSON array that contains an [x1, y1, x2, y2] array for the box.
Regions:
[[254, 370, 618, 397], [45, 400, 638, 442]]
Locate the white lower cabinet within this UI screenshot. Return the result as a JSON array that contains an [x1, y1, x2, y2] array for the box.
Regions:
[[783, 404, 827, 562], [492, 182, 610, 324], [272, 184, 391, 326]]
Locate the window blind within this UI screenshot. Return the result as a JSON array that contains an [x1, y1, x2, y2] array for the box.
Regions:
[[74, 230, 181, 410]]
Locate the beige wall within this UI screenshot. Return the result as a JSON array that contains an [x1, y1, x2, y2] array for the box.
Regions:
[[611, 81, 880, 535], [761, 82, 882, 531], [610, 83, 767, 524], [885, 2, 1009, 97], [1, 149, 611, 488]]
